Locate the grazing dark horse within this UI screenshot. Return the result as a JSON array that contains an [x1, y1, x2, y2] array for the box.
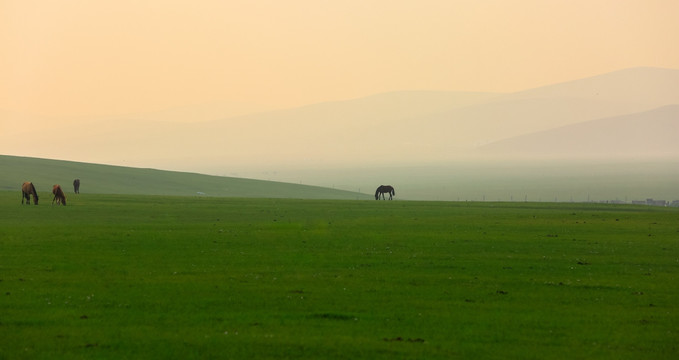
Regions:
[[73, 179, 80, 194], [21, 182, 39, 205], [375, 185, 395, 200], [52, 185, 67, 206]]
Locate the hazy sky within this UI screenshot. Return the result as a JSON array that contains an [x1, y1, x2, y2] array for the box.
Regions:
[[2, 0, 678, 119]]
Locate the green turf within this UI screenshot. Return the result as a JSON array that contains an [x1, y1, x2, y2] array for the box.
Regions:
[[0, 155, 371, 200], [1, 191, 677, 359]]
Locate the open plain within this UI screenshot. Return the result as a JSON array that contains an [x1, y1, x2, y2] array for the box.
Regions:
[[1, 191, 677, 359]]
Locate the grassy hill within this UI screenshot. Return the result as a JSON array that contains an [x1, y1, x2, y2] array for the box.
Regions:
[[0, 155, 371, 200]]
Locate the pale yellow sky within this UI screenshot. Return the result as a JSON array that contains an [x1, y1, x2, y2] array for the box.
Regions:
[[2, 0, 678, 119]]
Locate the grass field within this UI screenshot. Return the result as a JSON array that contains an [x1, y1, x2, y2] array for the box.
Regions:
[[1, 191, 677, 359]]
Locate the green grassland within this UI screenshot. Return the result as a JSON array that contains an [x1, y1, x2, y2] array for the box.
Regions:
[[1, 191, 678, 359], [0, 155, 371, 200]]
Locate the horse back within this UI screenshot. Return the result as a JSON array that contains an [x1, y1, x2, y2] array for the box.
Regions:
[[53, 184, 65, 197], [22, 182, 37, 195]]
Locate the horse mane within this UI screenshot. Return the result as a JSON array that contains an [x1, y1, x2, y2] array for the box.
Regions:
[[31, 183, 38, 200]]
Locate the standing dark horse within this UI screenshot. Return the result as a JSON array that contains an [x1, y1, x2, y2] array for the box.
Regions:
[[73, 179, 80, 194], [21, 182, 39, 205], [52, 185, 67, 206], [375, 185, 395, 200]]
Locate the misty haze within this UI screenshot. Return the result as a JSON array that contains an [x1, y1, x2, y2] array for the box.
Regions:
[[2, 67, 678, 202]]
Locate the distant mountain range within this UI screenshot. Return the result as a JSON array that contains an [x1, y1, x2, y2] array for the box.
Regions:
[[2, 67, 678, 172], [478, 105, 679, 158]]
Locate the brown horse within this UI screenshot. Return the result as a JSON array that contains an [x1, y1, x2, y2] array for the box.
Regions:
[[375, 185, 395, 200], [73, 179, 80, 194], [52, 184, 67, 206], [21, 182, 39, 205]]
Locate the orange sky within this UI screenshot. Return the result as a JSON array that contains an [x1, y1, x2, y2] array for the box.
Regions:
[[2, 0, 678, 119]]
